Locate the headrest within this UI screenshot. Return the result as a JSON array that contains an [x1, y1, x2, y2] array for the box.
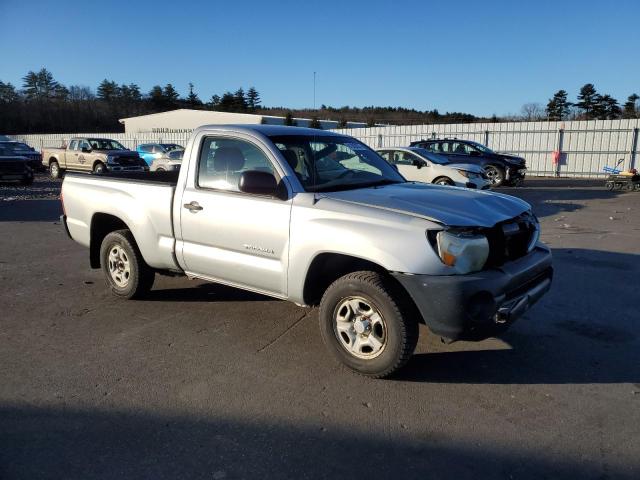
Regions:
[[281, 150, 298, 170], [213, 147, 245, 171]]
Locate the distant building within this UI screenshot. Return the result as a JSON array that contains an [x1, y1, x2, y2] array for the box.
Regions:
[[118, 109, 365, 134]]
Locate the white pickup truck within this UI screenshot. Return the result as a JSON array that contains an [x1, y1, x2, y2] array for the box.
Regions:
[[61, 125, 552, 378]]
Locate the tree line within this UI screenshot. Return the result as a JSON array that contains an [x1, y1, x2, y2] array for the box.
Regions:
[[520, 84, 639, 121], [0, 68, 495, 134], [2, 69, 638, 134]]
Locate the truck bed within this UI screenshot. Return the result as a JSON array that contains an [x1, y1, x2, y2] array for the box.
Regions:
[[62, 172, 180, 271]]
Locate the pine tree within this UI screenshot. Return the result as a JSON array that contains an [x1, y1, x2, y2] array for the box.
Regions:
[[622, 94, 639, 119], [22, 68, 60, 100], [233, 88, 247, 112], [187, 82, 201, 107], [0, 81, 20, 103], [163, 84, 179, 106], [209, 94, 221, 109], [546, 90, 572, 121], [246, 87, 261, 110], [97, 79, 119, 101], [148, 85, 165, 109], [575, 84, 599, 119], [218, 92, 236, 112], [597, 94, 621, 120]]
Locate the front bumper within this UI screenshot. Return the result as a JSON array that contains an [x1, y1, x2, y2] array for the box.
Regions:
[[393, 245, 553, 341], [506, 166, 527, 185]]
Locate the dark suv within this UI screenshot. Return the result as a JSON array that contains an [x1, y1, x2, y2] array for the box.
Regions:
[[409, 138, 526, 186]]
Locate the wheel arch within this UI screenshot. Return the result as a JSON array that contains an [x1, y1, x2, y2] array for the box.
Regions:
[[89, 213, 133, 268]]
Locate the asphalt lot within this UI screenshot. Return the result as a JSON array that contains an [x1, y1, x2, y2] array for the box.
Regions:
[[1, 175, 639, 479]]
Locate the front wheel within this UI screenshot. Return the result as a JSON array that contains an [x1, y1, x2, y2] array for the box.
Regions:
[[100, 230, 155, 299], [484, 165, 505, 186], [94, 162, 106, 174], [50, 161, 61, 179], [319, 271, 419, 378], [433, 176, 454, 186]]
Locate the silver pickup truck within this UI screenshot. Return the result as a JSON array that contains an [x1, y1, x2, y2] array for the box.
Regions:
[[61, 125, 552, 378]]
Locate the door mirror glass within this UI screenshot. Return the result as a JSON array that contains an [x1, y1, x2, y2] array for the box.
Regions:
[[238, 170, 279, 196]]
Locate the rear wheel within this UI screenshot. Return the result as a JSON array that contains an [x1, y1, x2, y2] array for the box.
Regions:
[[484, 164, 505, 186], [605, 181, 615, 191], [94, 162, 106, 174], [319, 271, 419, 378], [155, 167, 165, 172], [433, 176, 454, 186], [50, 161, 61, 179], [100, 230, 154, 299]]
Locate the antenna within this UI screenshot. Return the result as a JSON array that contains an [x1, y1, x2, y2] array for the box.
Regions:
[[313, 71, 316, 110]]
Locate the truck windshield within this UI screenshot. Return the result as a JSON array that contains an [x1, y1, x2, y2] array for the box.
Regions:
[[269, 135, 405, 192], [87, 139, 126, 150]]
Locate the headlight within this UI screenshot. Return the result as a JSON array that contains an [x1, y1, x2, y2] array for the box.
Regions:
[[431, 230, 489, 274], [106, 156, 117, 164]]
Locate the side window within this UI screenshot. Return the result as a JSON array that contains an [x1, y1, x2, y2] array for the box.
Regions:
[[78, 139, 91, 151], [378, 151, 392, 163], [152, 145, 164, 154], [391, 151, 414, 165], [68, 140, 78, 151], [424, 142, 438, 152], [198, 137, 276, 192], [450, 142, 474, 155], [139, 145, 151, 153], [399, 152, 419, 165]]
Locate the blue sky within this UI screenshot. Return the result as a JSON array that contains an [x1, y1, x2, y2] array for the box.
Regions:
[[1, 0, 638, 116]]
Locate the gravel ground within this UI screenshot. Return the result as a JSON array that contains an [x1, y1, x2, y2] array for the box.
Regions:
[[0, 174, 61, 201], [1, 177, 638, 479]]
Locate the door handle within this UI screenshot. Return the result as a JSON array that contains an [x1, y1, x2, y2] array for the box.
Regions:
[[183, 201, 203, 212]]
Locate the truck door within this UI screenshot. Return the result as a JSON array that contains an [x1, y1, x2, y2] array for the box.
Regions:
[[178, 135, 292, 297], [63, 139, 79, 168], [76, 139, 92, 171]]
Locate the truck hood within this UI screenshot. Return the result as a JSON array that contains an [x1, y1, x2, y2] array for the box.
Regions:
[[319, 182, 530, 227]]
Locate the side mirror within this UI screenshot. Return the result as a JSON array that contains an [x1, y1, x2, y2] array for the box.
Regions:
[[413, 159, 426, 169], [238, 170, 280, 197], [82, 147, 91, 153]]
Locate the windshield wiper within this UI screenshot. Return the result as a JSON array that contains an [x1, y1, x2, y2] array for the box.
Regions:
[[307, 179, 403, 193]]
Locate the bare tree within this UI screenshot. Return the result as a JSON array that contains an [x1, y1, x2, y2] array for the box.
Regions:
[[521, 102, 545, 121]]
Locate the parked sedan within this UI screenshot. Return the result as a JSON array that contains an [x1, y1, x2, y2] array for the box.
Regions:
[[409, 138, 526, 186], [137, 143, 184, 166], [150, 149, 183, 172], [377, 147, 490, 189]]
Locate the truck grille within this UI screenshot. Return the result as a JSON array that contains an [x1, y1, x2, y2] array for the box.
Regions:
[[0, 161, 27, 173], [485, 211, 538, 266]]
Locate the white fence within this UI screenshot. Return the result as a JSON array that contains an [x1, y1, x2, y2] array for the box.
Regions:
[[334, 119, 640, 178], [12, 118, 640, 177]]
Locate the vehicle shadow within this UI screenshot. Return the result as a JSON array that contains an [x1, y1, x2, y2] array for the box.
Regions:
[[395, 248, 639, 385], [145, 281, 270, 302], [0, 404, 625, 479], [499, 184, 625, 219], [0, 199, 62, 222]]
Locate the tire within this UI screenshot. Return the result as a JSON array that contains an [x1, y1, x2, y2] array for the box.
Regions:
[[319, 271, 419, 378], [100, 229, 154, 299], [484, 164, 505, 186], [155, 167, 165, 172], [605, 181, 615, 191], [433, 176, 454, 186], [50, 161, 61, 179], [94, 162, 106, 174]]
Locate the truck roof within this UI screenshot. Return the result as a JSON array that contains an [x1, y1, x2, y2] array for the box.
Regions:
[[192, 124, 344, 138]]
